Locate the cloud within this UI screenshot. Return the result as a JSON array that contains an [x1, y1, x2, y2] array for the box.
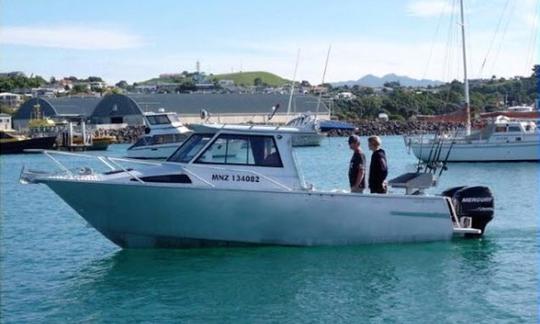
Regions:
[[0, 25, 145, 50], [407, 0, 455, 17]]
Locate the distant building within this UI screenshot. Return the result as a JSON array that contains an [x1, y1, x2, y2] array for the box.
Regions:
[[13, 93, 331, 129], [12, 96, 101, 129], [0, 113, 12, 131], [0, 92, 23, 107], [218, 79, 235, 87], [336, 92, 356, 100]]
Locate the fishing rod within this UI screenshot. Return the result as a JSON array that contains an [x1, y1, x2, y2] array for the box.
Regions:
[[431, 131, 448, 174], [424, 130, 441, 173], [416, 134, 425, 172], [438, 127, 461, 178], [423, 130, 441, 173]]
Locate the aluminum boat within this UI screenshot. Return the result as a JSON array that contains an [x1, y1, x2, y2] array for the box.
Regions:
[[21, 124, 494, 248]]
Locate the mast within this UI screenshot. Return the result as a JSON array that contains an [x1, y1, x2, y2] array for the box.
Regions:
[[287, 49, 301, 116], [459, 0, 471, 135], [315, 45, 332, 116]]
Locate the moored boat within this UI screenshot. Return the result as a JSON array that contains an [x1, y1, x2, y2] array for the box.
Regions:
[[127, 111, 191, 159], [21, 124, 494, 248], [0, 130, 57, 154], [406, 116, 540, 162]]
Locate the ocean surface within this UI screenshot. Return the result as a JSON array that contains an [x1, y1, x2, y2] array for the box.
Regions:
[[1, 136, 538, 323]]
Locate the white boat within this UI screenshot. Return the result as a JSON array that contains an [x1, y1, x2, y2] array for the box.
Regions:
[[407, 116, 540, 162], [127, 111, 191, 159], [20, 124, 494, 248], [405, 0, 540, 162], [286, 113, 324, 147]]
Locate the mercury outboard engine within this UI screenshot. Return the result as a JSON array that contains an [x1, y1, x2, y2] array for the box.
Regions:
[[442, 186, 494, 237]]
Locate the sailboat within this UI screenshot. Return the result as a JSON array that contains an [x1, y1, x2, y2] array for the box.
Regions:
[[406, 0, 540, 162]]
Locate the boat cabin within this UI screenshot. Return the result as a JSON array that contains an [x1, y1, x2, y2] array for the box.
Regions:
[[162, 124, 306, 191], [129, 111, 191, 149]]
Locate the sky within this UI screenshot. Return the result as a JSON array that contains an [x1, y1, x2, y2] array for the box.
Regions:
[[0, 0, 538, 84]]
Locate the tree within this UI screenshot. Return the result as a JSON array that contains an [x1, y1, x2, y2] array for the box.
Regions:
[[72, 84, 88, 93], [87, 76, 103, 82], [115, 80, 129, 89], [254, 77, 263, 86]]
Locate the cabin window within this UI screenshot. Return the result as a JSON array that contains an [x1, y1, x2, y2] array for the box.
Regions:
[[146, 115, 171, 125], [167, 134, 214, 163], [195, 134, 283, 167], [131, 136, 152, 147], [495, 126, 506, 133], [508, 126, 521, 133]]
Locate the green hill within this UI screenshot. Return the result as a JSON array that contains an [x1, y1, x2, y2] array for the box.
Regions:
[[212, 71, 289, 87]]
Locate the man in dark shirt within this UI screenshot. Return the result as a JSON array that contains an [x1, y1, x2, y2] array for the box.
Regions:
[[348, 135, 366, 193], [368, 136, 388, 194]]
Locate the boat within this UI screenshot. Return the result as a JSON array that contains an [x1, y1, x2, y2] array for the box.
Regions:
[[405, 0, 540, 162], [87, 135, 116, 151], [0, 130, 57, 154], [286, 113, 324, 146], [281, 49, 326, 147], [20, 123, 494, 248], [406, 116, 540, 162], [127, 111, 191, 159]]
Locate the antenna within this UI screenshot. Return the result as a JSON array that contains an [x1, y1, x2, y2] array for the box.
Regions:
[[287, 49, 301, 116], [315, 45, 332, 116]]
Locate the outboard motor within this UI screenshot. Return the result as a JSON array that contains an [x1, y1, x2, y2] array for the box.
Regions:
[[442, 186, 494, 237]]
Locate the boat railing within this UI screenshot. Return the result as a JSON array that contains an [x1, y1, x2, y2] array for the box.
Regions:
[[185, 164, 293, 191], [23, 149, 161, 184]]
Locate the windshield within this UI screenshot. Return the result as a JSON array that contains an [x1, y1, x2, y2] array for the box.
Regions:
[[146, 114, 171, 125], [167, 134, 214, 163]]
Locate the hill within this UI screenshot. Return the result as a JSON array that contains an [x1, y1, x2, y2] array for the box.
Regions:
[[211, 71, 288, 87], [333, 73, 443, 88]]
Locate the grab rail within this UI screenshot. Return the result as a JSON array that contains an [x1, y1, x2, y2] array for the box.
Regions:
[[25, 149, 161, 184]]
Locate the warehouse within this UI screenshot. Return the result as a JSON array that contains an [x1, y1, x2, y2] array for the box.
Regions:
[[13, 93, 331, 130], [12, 96, 101, 129]]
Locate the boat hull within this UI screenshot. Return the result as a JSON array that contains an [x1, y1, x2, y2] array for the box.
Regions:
[[0, 136, 57, 154], [410, 141, 540, 162], [43, 180, 454, 248]]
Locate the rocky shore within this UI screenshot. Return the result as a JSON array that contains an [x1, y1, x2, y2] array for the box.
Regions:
[[326, 120, 485, 137]]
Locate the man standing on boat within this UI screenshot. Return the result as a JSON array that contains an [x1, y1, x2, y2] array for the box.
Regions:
[[368, 136, 388, 194], [348, 135, 366, 193]]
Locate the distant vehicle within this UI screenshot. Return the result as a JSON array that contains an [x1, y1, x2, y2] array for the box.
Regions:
[[127, 111, 191, 159]]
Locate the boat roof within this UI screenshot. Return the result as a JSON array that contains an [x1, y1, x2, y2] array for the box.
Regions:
[[191, 123, 304, 134]]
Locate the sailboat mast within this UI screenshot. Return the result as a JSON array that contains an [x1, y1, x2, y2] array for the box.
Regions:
[[315, 45, 332, 116], [287, 49, 301, 116], [459, 0, 471, 135]]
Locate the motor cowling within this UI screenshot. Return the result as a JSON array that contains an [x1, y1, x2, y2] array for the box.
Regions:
[[442, 186, 494, 237]]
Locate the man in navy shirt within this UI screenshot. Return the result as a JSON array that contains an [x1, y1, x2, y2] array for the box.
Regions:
[[368, 136, 388, 194], [348, 135, 366, 193]]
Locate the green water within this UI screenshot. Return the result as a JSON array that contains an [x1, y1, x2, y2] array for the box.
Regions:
[[1, 137, 538, 322]]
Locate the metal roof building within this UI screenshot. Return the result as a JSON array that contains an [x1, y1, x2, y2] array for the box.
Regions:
[[13, 93, 330, 129]]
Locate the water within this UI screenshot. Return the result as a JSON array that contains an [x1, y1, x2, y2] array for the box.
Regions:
[[1, 137, 538, 323]]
